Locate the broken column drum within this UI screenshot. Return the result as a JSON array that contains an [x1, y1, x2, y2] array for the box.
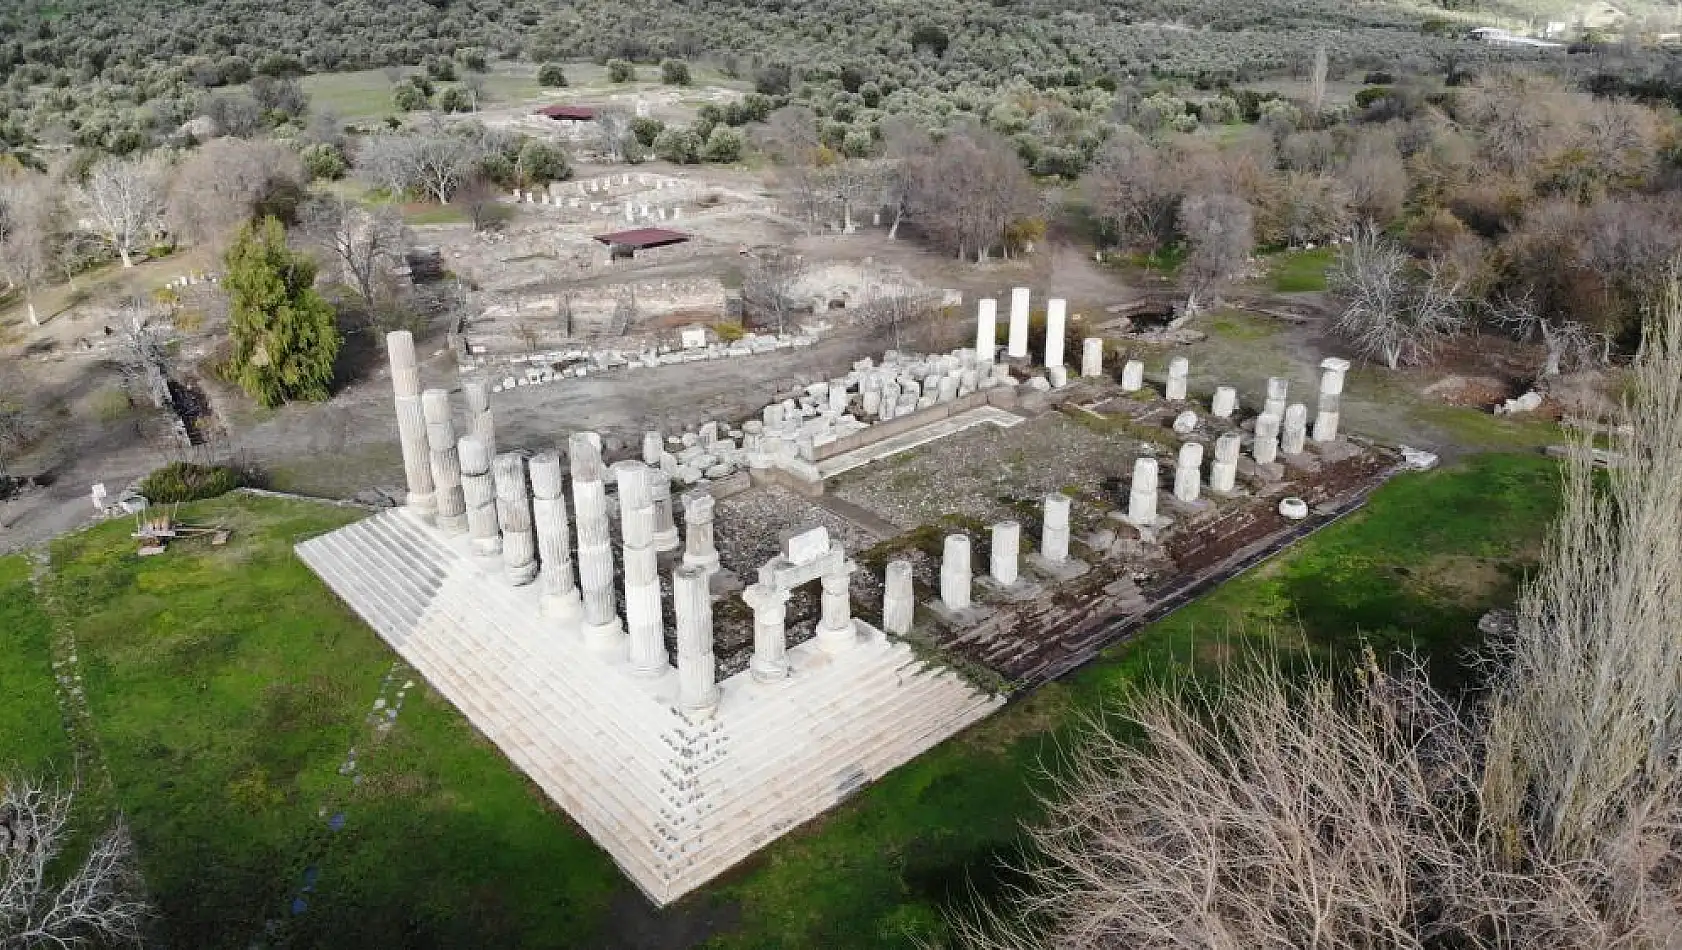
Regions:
[[1128, 456, 1160, 527], [882, 560, 914, 635], [1007, 287, 1031, 358], [493, 452, 539, 585], [458, 435, 502, 557], [529, 451, 581, 619], [1282, 404, 1309, 455], [386, 331, 435, 520], [1210, 432, 1242, 493], [1253, 413, 1281, 465], [1044, 298, 1067, 368], [815, 553, 858, 654], [649, 469, 681, 552], [680, 491, 721, 574], [941, 534, 972, 611], [991, 521, 1021, 587], [615, 461, 668, 676], [570, 434, 625, 653], [1081, 338, 1104, 378], [1264, 376, 1290, 420], [1313, 358, 1351, 443], [1165, 358, 1190, 401], [672, 565, 719, 715], [1121, 360, 1145, 392], [974, 298, 998, 362], [1174, 442, 1204, 503], [642, 430, 664, 466], [462, 379, 496, 458], [422, 389, 467, 533], [1211, 386, 1237, 419], [1042, 493, 1072, 563]]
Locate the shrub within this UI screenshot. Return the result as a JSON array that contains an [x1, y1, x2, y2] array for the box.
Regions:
[[138, 462, 242, 503], [392, 84, 429, 112], [701, 125, 745, 163], [437, 87, 471, 113], [300, 142, 346, 180], [630, 116, 665, 147], [607, 59, 635, 83], [537, 62, 568, 87], [661, 59, 691, 86]]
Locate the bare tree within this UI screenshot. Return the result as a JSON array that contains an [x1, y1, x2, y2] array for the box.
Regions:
[[0, 776, 149, 947], [1178, 192, 1253, 316], [905, 124, 1039, 263], [592, 107, 634, 163], [1339, 128, 1408, 226], [858, 277, 938, 351], [878, 115, 933, 241], [298, 193, 412, 310], [355, 129, 481, 204], [741, 250, 806, 336], [0, 389, 43, 478], [450, 176, 509, 232], [80, 154, 168, 268], [816, 159, 885, 234], [611, 284, 638, 336], [758, 106, 826, 234], [513, 320, 541, 352], [0, 173, 63, 326], [1488, 289, 1606, 378], [1085, 127, 1183, 253], [165, 138, 304, 251], [1308, 44, 1328, 118], [1331, 226, 1467, 369]]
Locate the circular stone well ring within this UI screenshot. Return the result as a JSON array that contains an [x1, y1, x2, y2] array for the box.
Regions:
[[1278, 497, 1309, 521]]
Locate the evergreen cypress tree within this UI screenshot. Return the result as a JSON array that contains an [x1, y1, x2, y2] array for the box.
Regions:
[[223, 217, 340, 408]]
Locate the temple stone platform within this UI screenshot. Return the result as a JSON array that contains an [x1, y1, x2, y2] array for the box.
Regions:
[[296, 507, 1003, 905]]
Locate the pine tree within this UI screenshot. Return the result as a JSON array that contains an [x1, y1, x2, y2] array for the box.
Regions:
[[223, 217, 340, 408]]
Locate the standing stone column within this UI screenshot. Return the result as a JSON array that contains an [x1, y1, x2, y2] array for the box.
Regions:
[[615, 461, 667, 676], [815, 555, 858, 654], [1007, 287, 1031, 358], [1282, 404, 1309, 456], [570, 433, 624, 653], [1174, 442, 1204, 503], [882, 560, 914, 634], [388, 332, 436, 520], [1081, 338, 1104, 378], [1121, 360, 1145, 392], [1044, 297, 1067, 368], [1165, 358, 1190, 401], [1253, 413, 1281, 465], [1042, 493, 1072, 563], [642, 430, 664, 466], [991, 521, 1021, 587], [1264, 376, 1290, 420], [459, 435, 502, 557], [940, 534, 972, 611], [462, 379, 496, 458], [680, 490, 720, 573], [493, 453, 538, 585], [1313, 357, 1351, 443], [649, 468, 680, 552], [529, 452, 581, 620], [1129, 457, 1160, 527], [1211, 386, 1237, 419], [422, 389, 467, 533], [744, 584, 791, 682], [1210, 433, 1241, 493], [673, 565, 719, 715], [975, 298, 998, 363]]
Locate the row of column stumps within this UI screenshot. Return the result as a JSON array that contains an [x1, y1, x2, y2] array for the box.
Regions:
[[972, 289, 1107, 379]]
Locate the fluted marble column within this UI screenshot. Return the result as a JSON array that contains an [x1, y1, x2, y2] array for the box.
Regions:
[[991, 521, 1021, 586], [680, 490, 720, 573], [815, 554, 858, 654], [1129, 456, 1160, 527], [570, 433, 624, 653], [462, 378, 496, 458], [1264, 376, 1290, 420], [642, 430, 663, 466], [975, 298, 998, 363], [745, 583, 790, 682], [493, 453, 537, 585], [615, 461, 667, 676], [1254, 413, 1281, 465], [459, 435, 501, 557], [1042, 493, 1071, 563], [673, 565, 718, 714], [882, 560, 914, 634], [1175, 442, 1204, 502], [422, 389, 466, 533], [941, 534, 972, 611], [1007, 287, 1031, 358], [1313, 357, 1350, 443], [529, 451, 581, 620], [386, 331, 435, 519]]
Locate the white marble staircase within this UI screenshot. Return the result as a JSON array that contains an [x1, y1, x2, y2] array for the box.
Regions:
[[296, 508, 1003, 904]]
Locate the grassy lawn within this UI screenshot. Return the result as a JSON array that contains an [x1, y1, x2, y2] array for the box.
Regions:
[[0, 555, 71, 777], [0, 454, 1562, 947], [1267, 246, 1338, 292]]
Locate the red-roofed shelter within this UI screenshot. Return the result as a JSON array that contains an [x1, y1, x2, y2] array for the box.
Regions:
[[593, 228, 692, 250], [536, 105, 597, 121]]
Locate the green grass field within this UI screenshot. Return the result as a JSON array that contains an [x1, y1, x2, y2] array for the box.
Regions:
[[1268, 246, 1338, 292], [0, 455, 1562, 947]]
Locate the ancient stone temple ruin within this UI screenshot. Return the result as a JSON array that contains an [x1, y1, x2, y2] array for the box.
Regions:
[[295, 331, 1003, 905]]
